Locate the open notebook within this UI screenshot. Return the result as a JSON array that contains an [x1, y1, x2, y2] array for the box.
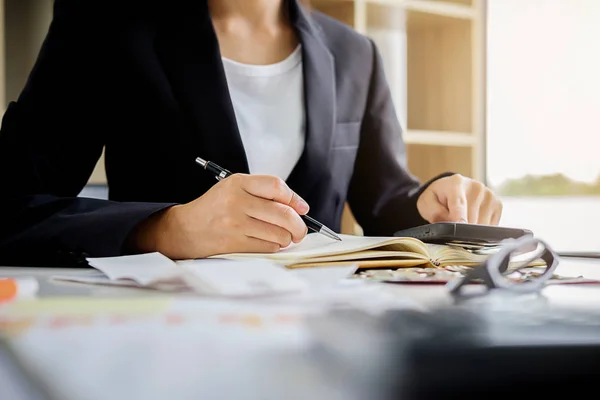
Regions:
[[211, 233, 495, 269]]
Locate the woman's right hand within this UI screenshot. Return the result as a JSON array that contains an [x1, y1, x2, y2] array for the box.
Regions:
[[130, 174, 310, 259]]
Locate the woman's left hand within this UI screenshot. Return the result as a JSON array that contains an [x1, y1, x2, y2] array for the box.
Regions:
[[417, 174, 503, 225]]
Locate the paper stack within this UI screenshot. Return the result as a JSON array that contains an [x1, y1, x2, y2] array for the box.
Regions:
[[53, 253, 357, 298]]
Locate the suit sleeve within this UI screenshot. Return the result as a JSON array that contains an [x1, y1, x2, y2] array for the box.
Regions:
[[346, 39, 453, 236], [0, 1, 174, 266]]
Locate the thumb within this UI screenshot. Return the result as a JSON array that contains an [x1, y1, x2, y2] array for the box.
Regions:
[[446, 189, 468, 223]]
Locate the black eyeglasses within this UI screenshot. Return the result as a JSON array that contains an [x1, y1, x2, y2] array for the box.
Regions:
[[446, 236, 560, 296]]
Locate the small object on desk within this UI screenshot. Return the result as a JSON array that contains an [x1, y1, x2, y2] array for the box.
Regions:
[[355, 266, 596, 285], [195, 157, 341, 242], [357, 266, 469, 284], [558, 251, 600, 259], [0, 277, 39, 303]]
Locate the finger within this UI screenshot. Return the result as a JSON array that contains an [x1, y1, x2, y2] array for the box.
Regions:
[[490, 202, 503, 225], [420, 192, 452, 223], [244, 216, 293, 248], [477, 191, 496, 225], [490, 211, 501, 226], [288, 191, 310, 215], [466, 185, 485, 224], [243, 193, 307, 243], [446, 185, 468, 223], [239, 175, 309, 215]]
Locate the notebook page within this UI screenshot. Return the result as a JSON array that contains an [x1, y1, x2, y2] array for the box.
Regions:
[[212, 233, 426, 262], [427, 244, 490, 266], [284, 250, 429, 265]]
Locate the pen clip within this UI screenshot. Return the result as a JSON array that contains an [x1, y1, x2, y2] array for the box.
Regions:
[[216, 171, 228, 181]]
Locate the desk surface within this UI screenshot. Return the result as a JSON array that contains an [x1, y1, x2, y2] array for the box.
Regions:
[[2, 257, 600, 306], [1, 258, 600, 400]]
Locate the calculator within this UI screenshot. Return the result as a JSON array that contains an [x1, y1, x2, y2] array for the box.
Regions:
[[393, 222, 533, 247]]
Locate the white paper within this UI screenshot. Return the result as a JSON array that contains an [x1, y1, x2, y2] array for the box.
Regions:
[[85, 252, 179, 286], [5, 297, 333, 400], [52, 271, 191, 292], [288, 265, 357, 290], [3, 287, 421, 400], [55, 254, 312, 298], [175, 259, 310, 297]]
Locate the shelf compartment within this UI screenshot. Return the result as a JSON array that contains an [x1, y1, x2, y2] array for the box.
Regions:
[[313, 1, 475, 22], [423, 0, 474, 9], [312, 0, 357, 27], [399, 0, 475, 20], [406, 10, 473, 133], [403, 130, 475, 146], [406, 144, 474, 181]]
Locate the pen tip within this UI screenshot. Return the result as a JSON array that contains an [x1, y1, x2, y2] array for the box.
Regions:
[[195, 157, 207, 167], [321, 226, 342, 241]]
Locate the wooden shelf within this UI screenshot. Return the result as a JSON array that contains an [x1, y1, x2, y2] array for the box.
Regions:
[[406, 13, 472, 133], [403, 130, 475, 146], [312, 0, 487, 233], [88, 148, 108, 185], [428, 0, 473, 6], [406, 144, 473, 182], [368, 0, 476, 20], [311, 0, 477, 19], [311, 0, 356, 27]]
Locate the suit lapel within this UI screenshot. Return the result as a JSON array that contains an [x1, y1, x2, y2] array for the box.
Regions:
[[286, 0, 336, 201], [153, 1, 249, 174], [152, 0, 335, 194]]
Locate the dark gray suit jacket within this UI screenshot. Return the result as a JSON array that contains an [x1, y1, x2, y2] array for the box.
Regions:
[[0, 0, 447, 266]]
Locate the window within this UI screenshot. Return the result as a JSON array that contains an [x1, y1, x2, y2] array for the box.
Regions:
[[486, 0, 600, 252]]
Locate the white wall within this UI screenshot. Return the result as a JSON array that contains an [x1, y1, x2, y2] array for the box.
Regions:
[[486, 0, 600, 186], [366, 5, 408, 132]]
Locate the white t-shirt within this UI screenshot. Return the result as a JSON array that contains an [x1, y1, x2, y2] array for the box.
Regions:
[[221, 45, 305, 181]]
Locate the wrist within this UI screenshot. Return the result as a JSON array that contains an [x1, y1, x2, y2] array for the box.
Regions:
[[126, 205, 180, 254]]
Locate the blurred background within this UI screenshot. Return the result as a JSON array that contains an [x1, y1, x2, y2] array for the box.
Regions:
[[0, 0, 597, 252]]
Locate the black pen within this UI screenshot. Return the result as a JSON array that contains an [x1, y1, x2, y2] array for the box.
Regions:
[[195, 157, 342, 241]]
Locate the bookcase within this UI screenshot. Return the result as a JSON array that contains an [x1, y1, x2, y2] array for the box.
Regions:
[[0, 0, 487, 234]]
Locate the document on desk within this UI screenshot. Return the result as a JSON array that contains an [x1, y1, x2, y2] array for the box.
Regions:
[[210, 232, 494, 269], [52, 253, 355, 297]]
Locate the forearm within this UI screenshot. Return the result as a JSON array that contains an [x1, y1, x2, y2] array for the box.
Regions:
[[347, 38, 456, 236], [0, 195, 175, 266], [360, 172, 456, 236]]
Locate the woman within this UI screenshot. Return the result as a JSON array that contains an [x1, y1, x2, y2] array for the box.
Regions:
[[0, 0, 502, 266]]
